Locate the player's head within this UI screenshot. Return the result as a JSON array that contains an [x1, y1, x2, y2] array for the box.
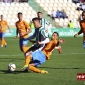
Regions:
[[52, 32, 59, 40], [70, 20, 72, 22], [37, 12, 42, 19], [82, 11, 85, 20], [0, 15, 3, 20], [32, 17, 41, 28], [17, 12, 23, 20]]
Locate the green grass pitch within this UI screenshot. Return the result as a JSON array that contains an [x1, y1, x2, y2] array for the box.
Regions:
[[0, 37, 85, 85]]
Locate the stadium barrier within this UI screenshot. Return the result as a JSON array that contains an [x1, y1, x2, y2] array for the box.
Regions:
[[6, 28, 82, 37]]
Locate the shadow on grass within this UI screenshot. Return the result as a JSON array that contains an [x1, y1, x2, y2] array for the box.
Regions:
[[0, 69, 30, 74], [39, 67, 85, 69]]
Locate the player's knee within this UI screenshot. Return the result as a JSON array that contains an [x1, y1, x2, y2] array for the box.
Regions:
[[25, 52, 32, 59]]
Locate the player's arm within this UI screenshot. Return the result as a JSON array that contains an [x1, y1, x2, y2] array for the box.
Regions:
[[55, 39, 64, 54], [38, 38, 49, 44], [23, 31, 36, 41], [15, 28, 19, 38], [15, 23, 19, 38], [20, 22, 32, 37], [29, 40, 36, 44], [59, 39, 64, 44], [25, 21, 32, 35], [45, 20, 52, 32], [6, 22, 11, 33], [24, 28, 32, 36], [74, 29, 82, 37], [38, 29, 50, 44], [74, 22, 83, 37]]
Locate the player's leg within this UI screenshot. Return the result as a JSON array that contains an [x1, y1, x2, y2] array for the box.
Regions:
[[55, 46, 62, 54], [29, 64, 48, 74], [19, 39, 29, 52], [0, 33, 1, 43], [55, 41, 62, 53], [22, 45, 40, 65], [21, 53, 32, 71], [28, 51, 48, 73], [22, 50, 48, 73], [83, 35, 85, 48], [0, 33, 7, 47], [25, 44, 41, 53]]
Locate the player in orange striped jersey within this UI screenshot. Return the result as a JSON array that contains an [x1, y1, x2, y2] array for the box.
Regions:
[[21, 32, 64, 73], [15, 12, 32, 52], [0, 15, 11, 47], [74, 11, 85, 48]]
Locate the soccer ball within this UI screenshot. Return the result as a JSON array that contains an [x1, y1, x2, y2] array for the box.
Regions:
[[8, 63, 16, 72]]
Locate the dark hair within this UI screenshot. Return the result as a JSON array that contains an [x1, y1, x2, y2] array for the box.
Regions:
[[70, 20, 71, 22], [32, 17, 40, 21], [53, 32, 59, 36], [1, 15, 3, 17], [37, 11, 42, 14], [17, 12, 22, 15], [82, 11, 85, 16]]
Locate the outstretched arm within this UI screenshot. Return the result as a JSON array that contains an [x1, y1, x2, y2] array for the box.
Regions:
[[38, 38, 50, 44], [59, 39, 64, 44], [23, 33, 36, 41], [15, 23, 19, 39], [74, 22, 83, 37]]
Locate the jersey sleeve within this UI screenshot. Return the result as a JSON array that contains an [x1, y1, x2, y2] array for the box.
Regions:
[[41, 29, 48, 38], [45, 19, 50, 25]]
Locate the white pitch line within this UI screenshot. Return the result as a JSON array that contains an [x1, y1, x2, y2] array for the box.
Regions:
[[53, 53, 85, 55], [0, 54, 23, 56], [0, 53, 85, 57]]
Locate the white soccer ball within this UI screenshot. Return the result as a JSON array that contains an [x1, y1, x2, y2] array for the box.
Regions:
[[8, 63, 16, 72]]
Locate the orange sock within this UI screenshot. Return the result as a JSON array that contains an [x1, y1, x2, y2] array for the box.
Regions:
[[29, 65, 41, 73], [25, 55, 31, 66], [1, 38, 7, 46], [3, 39, 7, 45], [1, 39, 4, 46]]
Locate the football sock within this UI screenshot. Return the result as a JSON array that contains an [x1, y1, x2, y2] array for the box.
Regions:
[[29, 65, 48, 73], [29, 65, 41, 73], [25, 56, 31, 66], [1, 38, 6, 46], [4, 39, 7, 45]]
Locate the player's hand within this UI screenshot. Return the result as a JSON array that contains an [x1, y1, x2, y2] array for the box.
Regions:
[[74, 33, 78, 38], [38, 41, 42, 44], [59, 39, 64, 44], [57, 46, 62, 54], [14, 36, 18, 39]]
